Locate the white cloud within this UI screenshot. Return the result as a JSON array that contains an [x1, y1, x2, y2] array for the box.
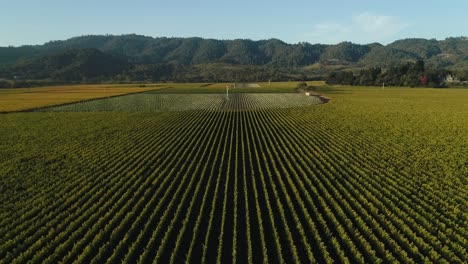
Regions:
[[302, 12, 409, 44]]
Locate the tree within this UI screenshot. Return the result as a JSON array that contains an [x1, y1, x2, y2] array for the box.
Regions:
[[415, 60, 425, 73]]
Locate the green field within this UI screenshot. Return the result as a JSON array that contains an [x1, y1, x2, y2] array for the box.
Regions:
[[0, 85, 467, 263]]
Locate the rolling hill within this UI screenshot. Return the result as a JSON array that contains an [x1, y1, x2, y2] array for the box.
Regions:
[[0, 35, 467, 83]]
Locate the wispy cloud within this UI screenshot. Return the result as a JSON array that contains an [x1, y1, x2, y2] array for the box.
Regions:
[[302, 12, 409, 44]]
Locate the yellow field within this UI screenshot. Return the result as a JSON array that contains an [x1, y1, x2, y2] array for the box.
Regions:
[[0, 84, 164, 112]]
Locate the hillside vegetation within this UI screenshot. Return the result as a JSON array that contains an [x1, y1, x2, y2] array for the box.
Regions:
[[0, 35, 467, 83]]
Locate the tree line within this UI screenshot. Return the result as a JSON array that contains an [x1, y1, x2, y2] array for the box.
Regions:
[[326, 61, 450, 88]]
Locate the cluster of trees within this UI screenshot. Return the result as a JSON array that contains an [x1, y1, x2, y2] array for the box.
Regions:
[[0, 80, 72, 88], [326, 61, 450, 87], [0, 49, 128, 84]]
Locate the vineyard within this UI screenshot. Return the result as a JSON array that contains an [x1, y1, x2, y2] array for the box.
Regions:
[[37, 93, 323, 112], [0, 86, 467, 263]]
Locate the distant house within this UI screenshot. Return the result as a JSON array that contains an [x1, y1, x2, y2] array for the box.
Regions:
[[445, 74, 460, 83]]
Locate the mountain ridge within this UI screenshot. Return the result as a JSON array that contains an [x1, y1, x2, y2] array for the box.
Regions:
[[1, 35, 467, 83], [1, 34, 467, 67]]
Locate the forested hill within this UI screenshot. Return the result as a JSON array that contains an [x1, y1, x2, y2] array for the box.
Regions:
[[0, 35, 467, 83], [1, 35, 327, 67], [2, 35, 468, 67]]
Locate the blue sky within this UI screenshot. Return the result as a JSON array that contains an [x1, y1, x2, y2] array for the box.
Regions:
[[1, 0, 467, 46]]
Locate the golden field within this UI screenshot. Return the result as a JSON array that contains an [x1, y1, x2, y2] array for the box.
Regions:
[[0, 84, 163, 112]]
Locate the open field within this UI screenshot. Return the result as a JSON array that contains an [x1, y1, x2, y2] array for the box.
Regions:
[[0, 84, 467, 263], [0, 84, 163, 112]]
